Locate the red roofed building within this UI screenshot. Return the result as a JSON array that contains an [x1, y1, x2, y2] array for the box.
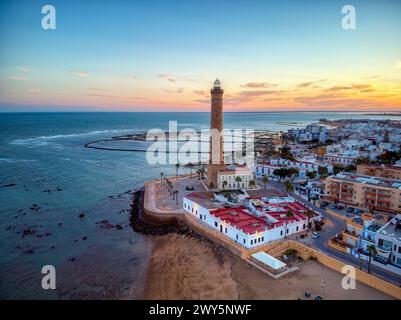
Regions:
[[183, 192, 321, 249]]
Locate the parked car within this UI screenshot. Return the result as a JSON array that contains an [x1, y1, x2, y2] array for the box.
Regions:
[[312, 232, 321, 239], [346, 207, 354, 213]]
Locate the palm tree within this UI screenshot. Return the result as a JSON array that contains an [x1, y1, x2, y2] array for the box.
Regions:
[[175, 190, 179, 205], [262, 175, 269, 189], [175, 163, 180, 176], [168, 181, 173, 196], [306, 209, 314, 231], [284, 180, 294, 193], [249, 180, 256, 189], [222, 180, 228, 190], [367, 245, 378, 274], [196, 167, 205, 180], [160, 172, 164, 183], [235, 176, 242, 189], [186, 162, 194, 176]]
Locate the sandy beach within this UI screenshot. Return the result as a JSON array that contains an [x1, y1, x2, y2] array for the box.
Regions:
[[144, 233, 394, 300]]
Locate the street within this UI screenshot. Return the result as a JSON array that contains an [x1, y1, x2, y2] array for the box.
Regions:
[[261, 179, 401, 286]]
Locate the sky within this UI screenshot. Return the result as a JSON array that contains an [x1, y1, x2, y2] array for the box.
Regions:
[[0, 0, 400, 112]]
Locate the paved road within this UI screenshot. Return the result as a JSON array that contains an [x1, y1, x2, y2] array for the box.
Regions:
[[260, 179, 401, 286]]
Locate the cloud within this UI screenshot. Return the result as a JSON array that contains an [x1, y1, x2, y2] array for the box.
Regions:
[[325, 83, 371, 93], [238, 90, 284, 97], [193, 90, 205, 95], [6, 75, 28, 81], [158, 73, 176, 82], [70, 71, 88, 78], [297, 79, 327, 88], [16, 66, 31, 72], [240, 82, 278, 88], [28, 89, 43, 94], [294, 94, 378, 108]]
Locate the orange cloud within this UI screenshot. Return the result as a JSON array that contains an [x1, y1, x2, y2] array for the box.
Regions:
[[240, 82, 278, 88]]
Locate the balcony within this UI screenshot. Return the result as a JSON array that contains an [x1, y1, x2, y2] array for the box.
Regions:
[[343, 229, 360, 239]]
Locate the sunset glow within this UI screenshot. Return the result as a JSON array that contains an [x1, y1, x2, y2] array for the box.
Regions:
[[0, 0, 400, 112]]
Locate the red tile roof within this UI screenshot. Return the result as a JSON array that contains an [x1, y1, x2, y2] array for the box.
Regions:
[[210, 207, 269, 234]]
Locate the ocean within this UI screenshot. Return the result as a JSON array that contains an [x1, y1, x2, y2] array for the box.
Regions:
[[0, 111, 399, 299]]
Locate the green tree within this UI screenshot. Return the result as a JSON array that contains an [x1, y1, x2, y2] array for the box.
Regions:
[[235, 176, 242, 189], [318, 166, 328, 177], [284, 180, 294, 193], [288, 167, 299, 181], [185, 162, 195, 176], [222, 180, 228, 190], [249, 180, 256, 189], [367, 245, 378, 274], [306, 171, 317, 180], [263, 175, 269, 189], [175, 163, 180, 176], [305, 209, 314, 231], [280, 145, 295, 161]]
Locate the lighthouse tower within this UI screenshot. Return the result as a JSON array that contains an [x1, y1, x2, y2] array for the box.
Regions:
[[209, 78, 224, 164], [206, 79, 227, 188]]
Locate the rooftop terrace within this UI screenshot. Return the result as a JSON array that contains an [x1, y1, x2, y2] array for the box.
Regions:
[[330, 172, 401, 189]]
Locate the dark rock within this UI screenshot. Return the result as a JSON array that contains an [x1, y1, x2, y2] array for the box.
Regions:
[[78, 213, 85, 218], [2, 183, 16, 188]]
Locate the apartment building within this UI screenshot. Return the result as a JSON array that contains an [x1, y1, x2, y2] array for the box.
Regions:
[[324, 173, 401, 214], [357, 164, 401, 180]]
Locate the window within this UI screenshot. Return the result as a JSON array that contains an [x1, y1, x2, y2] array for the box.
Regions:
[[303, 224, 306, 229], [296, 226, 299, 231], [261, 237, 264, 242], [214, 221, 218, 227], [225, 227, 227, 233], [250, 240, 253, 245], [399, 246, 401, 254], [280, 230, 283, 236], [236, 234, 238, 240], [243, 239, 246, 244]]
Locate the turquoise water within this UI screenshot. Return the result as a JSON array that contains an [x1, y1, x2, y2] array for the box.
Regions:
[[0, 111, 399, 299]]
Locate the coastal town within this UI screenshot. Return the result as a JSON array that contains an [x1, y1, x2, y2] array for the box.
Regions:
[[140, 80, 401, 300]]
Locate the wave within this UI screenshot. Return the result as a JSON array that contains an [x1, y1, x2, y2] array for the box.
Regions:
[[0, 157, 37, 163], [9, 128, 141, 145]]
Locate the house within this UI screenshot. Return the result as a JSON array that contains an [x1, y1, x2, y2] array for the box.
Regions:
[[183, 192, 321, 249]]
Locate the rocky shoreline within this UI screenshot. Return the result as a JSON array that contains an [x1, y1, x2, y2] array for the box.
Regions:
[[129, 187, 227, 266]]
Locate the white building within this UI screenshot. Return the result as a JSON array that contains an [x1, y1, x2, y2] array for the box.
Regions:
[[217, 165, 254, 190], [183, 192, 321, 249], [254, 158, 333, 180], [376, 215, 401, 269]]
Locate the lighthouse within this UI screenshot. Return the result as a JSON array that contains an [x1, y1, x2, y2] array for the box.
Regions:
[[209, 78, 224, 164], [206, 79, 227, 188]]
